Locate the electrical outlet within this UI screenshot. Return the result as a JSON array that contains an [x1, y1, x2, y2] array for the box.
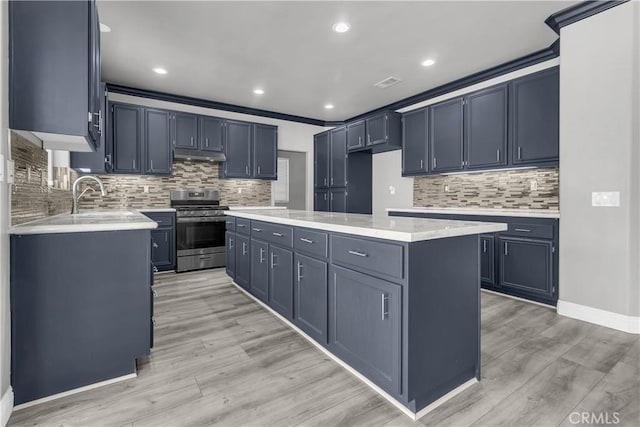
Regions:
[[530, 180, 538, 191], [444, 184, 450, 193], [592, 191, 620, 207], [238, 188, 243, 194], [388, 185, 396, 195], [143, 185, 149, 194]]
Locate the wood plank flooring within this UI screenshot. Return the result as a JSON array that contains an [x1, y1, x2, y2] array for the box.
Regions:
[[8, 269, 640, 426]]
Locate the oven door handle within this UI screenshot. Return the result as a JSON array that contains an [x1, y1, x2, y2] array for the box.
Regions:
[[176, 217, 226, 223]]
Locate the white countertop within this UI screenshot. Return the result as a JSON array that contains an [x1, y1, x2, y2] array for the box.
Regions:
[[137, 208, 176, 213], [10, 210, 158, 235], [228, 206, 287, 211], [387, 207, 560, 219], [226, 210, 506, 242]]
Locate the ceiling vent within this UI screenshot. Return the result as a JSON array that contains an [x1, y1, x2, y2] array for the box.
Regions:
[[373, 76, 402, 89]]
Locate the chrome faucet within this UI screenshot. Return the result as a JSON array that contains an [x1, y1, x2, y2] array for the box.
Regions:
[[72, 176, 107, 214]]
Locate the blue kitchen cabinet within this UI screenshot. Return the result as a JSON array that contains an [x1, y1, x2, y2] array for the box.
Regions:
[[71, 83, 110, 173], [314, 190, 330, 212], [199, 116, 224, 152], [173, 112, 198, 149], [429, 97, 464, 173], [253, 124, 277, 179], [235, 234, 251, 290], [293, 253, 328, 344], [499, 236, 554, 301], [144, 109, 172, 175], [480, 235, 495, 286], [111, 103, 143, 174], [329, 188, 348, 213], [401, 108, 428, 176], [269, 245, 294, 320], [314, 132, 330, 189], [346, 120, 365, 151], [9, 0, 102, 151], [221, 120, 252, 178], [250, 239, 270, 302], [225, 231, 236, 279], [330, 127, 348, 187], [465, 84, 508, 170], [143, 212, 176, 272]]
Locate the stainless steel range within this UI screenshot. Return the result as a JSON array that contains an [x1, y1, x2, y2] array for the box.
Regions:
[[170, 189, 229, 272]]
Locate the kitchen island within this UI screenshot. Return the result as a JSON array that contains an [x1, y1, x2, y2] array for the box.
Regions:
[[9, 211, 157, 407], [224, 209, 507, 418]]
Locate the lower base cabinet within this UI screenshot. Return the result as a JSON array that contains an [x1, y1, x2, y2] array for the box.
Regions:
[[499, 236, 554, 300], [235, 234, 251, 290], [314, 190, 329, 212], [269, 245, 294, 319], [225, 232, 236, 279], [250, 239, 270, 302], [480, 235, 495, 285], [328, 265, 402, 395], [294, 253, 328, 343]]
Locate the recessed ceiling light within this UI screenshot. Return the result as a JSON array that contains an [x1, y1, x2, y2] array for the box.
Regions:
[[324, 104, 334, 109], [99, 23, 111, 33], [253, 89, 264, 95], [332, 22, 350, 33], [421, 59, 436, 67], [153, 67, 168, 75]]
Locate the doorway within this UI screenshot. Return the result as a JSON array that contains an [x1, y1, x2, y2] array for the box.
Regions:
[[272, 150, 306, 210]]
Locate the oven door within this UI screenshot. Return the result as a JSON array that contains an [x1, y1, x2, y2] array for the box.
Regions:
[[176, 217, 226, 256]]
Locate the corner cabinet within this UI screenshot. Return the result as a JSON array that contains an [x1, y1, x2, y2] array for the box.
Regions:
[[9, 0, 102, 152], [71, 83, 109, 173]]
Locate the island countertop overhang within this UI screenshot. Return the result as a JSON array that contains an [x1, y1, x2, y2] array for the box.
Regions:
[[225, 209, 507, 242]]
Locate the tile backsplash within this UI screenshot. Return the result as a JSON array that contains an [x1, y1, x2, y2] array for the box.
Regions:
[[413, 167, 559, 210], [10, 132, 272, 225]]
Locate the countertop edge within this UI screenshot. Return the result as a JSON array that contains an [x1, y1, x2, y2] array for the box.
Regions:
[[386, 207, 560, 219], [9, 222, 158, 235]]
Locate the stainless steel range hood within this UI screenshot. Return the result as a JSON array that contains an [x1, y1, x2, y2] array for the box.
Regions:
[[173, 148, 226, 163]]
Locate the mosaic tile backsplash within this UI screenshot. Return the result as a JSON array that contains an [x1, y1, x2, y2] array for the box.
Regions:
[[413, 167, 559, 210], [10, 132, 272, 225]]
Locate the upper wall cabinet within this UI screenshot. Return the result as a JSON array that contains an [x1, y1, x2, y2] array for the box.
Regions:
[[511, 68, 559, 165], [220, 121, 277, 180], [401, 109, 428, 176], [346, 121, 365, 151], [465, 84, 508, 170], [10, 0, 102, 152], [346, 111, 402, 154], [429, 98, 464, 173], [253, 124, 277, 179], [200, 116, 224, 152], [111, 103, 143, 174], [144, 109, 172, 175], [173, 113, 199, 149], [71, 83, 109, 173]]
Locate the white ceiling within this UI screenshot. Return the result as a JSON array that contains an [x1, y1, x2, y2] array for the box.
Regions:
[[97, 0, 578, 122]]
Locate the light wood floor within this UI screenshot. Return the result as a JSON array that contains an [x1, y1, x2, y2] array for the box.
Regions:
[[9, 269, 639, 426]]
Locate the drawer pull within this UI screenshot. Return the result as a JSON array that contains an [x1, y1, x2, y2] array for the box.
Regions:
[[272, 232, 283, 237], [504, 242, 509, 256], [237, 224, 246, 228], [348, 250, 368, 257], [300, 238, 314, 244], [514, 228, 531, 232], [483, 240, 487, 252], [381, 294, 389, 320], [228, 238, 234, 248], [252, 227, 262, 232]]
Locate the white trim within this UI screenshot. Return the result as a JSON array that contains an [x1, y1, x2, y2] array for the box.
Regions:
[[232, 281, 478, 420], [13, 373, 136, 411], [557, 300, 640, 334], [0, 387, 13, 427], [481, 289, 556, 309]]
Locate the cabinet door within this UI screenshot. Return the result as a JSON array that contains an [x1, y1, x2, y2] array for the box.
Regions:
[[314, 132, 330, 188], [429, 98, 464, 173], [111, 103, 142, 173], [329, 265, 401, 394], [253, 124, 277, 179], [330, 127, 347, 187], [87, 0, 101, 145], [144, 108, 172, 175], [173, 112, 198, 149], [151, 228, 174, 270], [226, 232, 236, 279], [314, 190, 330, 212], [347, 121, 365, 151], [366, 113, 387, 146], [465, 85, 508, 169], [269, 246, 293, 320], [250, 239, 269, 302], [499, 237, 553, 300], [235, 234, 251, 290], [199, 116, 224, 152], [330, 188, 347, 213], [402, 109, 428, 175], [223, 120, 252, 178], [511, 68, 559, 165], [480, 235, 495, 286], [294, 254, 327, 343], [71, 83, 108, 173]]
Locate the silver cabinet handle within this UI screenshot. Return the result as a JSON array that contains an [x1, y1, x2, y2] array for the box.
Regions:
[[252, 227, 262, 232], [358, 136, 361, 145], [515, 228, 532, 232], [237, 224, 246, 228], [420, 159, 424, 169], [517, 146, 522, 160], [483, 240, 487, 252], [297, 262, 303, 282], [153, 265, 158, 273], [258, 166, 261, 175], [367, 134, 371, 143], [331, 177, 334, 186], [300, 238, 313, 244], [270, 252, 277, 268], [324, 193, 327, 201], [348, 250, 368, 257], [229, 238, 234, 248], [504, 242, 509, 256], [259, 247, 265, 263], [272, 232, 283, 237], [245, 165, 249, 175], [381, 294, 388, 320], [133, 159, 136, 169], [242, 242, 247, 255], [152, 242, 158, 248], [324, 178, 327, 186], [432, 157, 437, 169], [496, 149, 500, 162], [205, 137, 209, 147], [190, 136, 194, 146], [330, 193, 334, 201], [150, 159, 154, 171]]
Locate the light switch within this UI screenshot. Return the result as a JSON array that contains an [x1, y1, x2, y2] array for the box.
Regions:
[[388, 185, 396, 195], [143, 185, 149, 194], [530, 180, 538, 191], [592, 191, 620, 207]]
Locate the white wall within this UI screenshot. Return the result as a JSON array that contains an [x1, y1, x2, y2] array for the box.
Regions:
[[371, 150, 413, 216], [558, 1, 640, 330], [109, 93, 325, 210], [0, 0, 13, 423]]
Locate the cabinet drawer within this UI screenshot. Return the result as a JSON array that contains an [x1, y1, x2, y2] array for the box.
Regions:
[[294, 228, 328, 258], [236, 218, 251, 235], [331, 235, 404, 281], [142, 212, 174, 227], [251, 221, 293, 247], [225, 216, 236, 231], [504, 222, 554, 239]]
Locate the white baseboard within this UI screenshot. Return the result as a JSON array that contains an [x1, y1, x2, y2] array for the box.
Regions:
[[481, 289, 555, 309], [0, 387, 13, 427], [232, 281, 478, 420], [557, 300, 640, 334]]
